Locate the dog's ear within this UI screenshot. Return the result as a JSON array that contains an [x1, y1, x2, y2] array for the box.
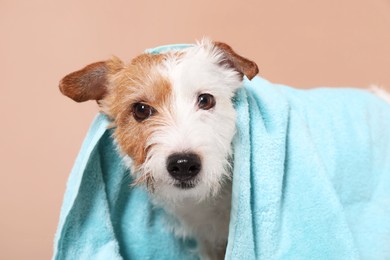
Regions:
[[59, 57, 123, 102], [214, 42, 259, 80]]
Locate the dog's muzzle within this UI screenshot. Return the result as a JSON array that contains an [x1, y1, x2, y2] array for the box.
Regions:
[[166, 153, 201, 188]]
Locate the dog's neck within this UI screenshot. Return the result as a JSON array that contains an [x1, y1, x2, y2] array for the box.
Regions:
[[152, 179, 232, 258]]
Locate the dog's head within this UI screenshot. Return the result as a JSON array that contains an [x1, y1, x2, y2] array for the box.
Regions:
[[60, 39, 258, 201]]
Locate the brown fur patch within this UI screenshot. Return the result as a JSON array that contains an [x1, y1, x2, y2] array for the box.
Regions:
[[103, 53, 173, 172], [59, 57, 124, 102]]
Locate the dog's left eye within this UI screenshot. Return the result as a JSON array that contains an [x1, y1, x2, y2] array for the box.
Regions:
[[197, 94, 216, 110], [132, 103, 155, 122]]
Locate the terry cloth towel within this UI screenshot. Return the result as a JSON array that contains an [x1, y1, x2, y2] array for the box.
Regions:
[[53, 44, 390, 260]]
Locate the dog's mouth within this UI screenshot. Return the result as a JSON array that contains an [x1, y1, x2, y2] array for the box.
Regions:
[[174, 180, 197, 189]]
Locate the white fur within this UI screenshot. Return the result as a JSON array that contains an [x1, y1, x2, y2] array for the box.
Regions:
[[144, 40, 241, 200]]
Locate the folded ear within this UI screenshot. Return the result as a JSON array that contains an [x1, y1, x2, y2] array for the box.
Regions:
[[59, 57, 123, 102], [214, 42, 259, 80]]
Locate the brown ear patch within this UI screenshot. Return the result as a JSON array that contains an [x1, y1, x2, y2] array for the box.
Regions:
[[214, 42, 259, 80], [59, 61, 109, 102], [59, 57, 124, 103]]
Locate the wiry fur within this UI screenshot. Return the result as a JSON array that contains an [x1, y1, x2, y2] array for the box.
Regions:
[[143, 40, 241, 200]]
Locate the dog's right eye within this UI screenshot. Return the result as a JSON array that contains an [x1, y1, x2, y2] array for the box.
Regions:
[[132, 103, 155, 122]]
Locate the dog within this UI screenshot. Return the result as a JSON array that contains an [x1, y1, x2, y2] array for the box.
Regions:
[[59, 39, 389, 260]]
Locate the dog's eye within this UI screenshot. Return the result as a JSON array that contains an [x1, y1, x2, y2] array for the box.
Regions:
[[197, 94, 215, 110], [132, 103, 155, 122]]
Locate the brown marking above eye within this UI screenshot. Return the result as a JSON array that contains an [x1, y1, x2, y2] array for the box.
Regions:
[[197, 93, 216, 110], [132, 102, 156, 122]]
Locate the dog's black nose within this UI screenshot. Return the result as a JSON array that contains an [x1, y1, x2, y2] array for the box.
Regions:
[[166, 153, 201, 181]]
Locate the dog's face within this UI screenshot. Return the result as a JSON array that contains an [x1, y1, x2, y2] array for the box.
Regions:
[[60, 40, 258, 202]]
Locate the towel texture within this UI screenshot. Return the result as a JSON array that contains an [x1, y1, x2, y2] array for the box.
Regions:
[[54, 45, 390, 260]]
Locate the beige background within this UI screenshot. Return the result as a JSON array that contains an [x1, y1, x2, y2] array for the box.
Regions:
[[1, 0, 389, 259]]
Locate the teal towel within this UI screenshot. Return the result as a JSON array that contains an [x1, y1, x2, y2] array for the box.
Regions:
[[54, 45, 390, 259]]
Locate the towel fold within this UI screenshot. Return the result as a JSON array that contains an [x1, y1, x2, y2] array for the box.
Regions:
[[54, 44, 390, 260]]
